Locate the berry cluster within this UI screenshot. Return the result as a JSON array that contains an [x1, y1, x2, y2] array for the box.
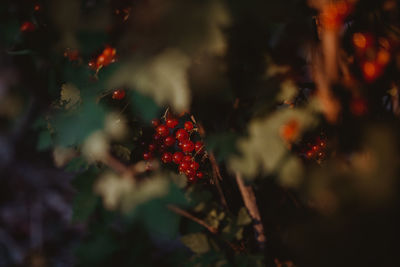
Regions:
[[320, 0, 352, 31], [303, 136, 327, 161], [88, 46, 117, 72], [142, 115, 206, 182], [352, 32, 392, 82]]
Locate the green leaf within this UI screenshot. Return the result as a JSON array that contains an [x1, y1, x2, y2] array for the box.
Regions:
[[72, 168, 100, 222], [6, 50, 33, 55], [181, 233, 210, 254], [65, 156, 89, 172], [37, 131, 52, 151], [53, 99, 106, 146], [112, 145, 131, 162], [130, 90, 160, 122], [206, 132, 238, 162], [237, 207, 252, 226]]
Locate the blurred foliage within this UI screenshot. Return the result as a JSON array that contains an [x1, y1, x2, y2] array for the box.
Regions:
[[1, 0, 400, 267]]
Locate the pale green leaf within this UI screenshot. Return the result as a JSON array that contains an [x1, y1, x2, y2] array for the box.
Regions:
[[181, 233, 210, 254]]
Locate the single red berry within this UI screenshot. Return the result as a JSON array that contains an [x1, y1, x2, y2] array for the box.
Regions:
[[194, 141, 204, 152], [151, 119, 160, 127], [184, 121, 194, 131], [112, 89, 126, 100], [183, 155, 192, 162], [103, 46, 114, 57], [161, 152, 172, 163], [153, 133, 162, 142], [20, 21, 35, 32], [179, 161, 190, 172], [143, 151, 152, 161], [312, 145, 318, 151], [159, 144, 166, 153], [185, 168, 195, 178], [166, 118, 179, 129], [172, 152, 184, 164], [97, 55, 106, 66], [64, 49, 79, 61], [34, 4, 40, 11], [156, 125, 169, 137], [148, 143, 156, 152], [190, 161, 199, 171], [188, 176, 197, 183], [164, 136, 175, 146], [182, 140, 194, 153], [88, 60, 97, 70], [196, 171, 204, 179], [178, 141, 183, 149], [176, 129, 189, 141]]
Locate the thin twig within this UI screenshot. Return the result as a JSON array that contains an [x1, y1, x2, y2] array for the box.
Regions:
[[196, 123, 229, 210], [235, 172, 266, 248], [167, 204, 218, 234], [102, 153, 159, 180]]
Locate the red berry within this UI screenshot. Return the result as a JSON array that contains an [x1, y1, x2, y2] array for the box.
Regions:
[[185, 168, 195, 178], [182, 140, 194, 153], [34, 4, 40, 11], [153, 133, 162, 142], [97, 55, 106, 66], [20, 21, 35, 32], [161, 152, 172, 163], [143, 152, 152, 160], [172, 152, 184, 164], [148, 143, 156, 152], [151, 119, 160, 127], [164, 136, 175, 146], [312, 145, 318, 151], [176, 129, 189, 141], [196, 171, 204, 179], [179, 162, 190, 172], [112, 89, 125, 100], [188, 176, 197, 182], [103, 46, 114, 57], [184, 121, 194, 131], [183, 155, 192, 162], [194, 141, 204, 152], [88, 60, 97, 70], [166, 118, 179, 128], [156, 125, 169, 137], [159, 144, 166, 153], [190, 161, 199, 171]]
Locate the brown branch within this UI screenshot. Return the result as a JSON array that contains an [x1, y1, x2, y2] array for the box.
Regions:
[[196, 123, 229, 210], [235, 172, 266, 247], [167, 204, 218, 234], [102, 153, 159, 180], [209, 152, 229, 210]]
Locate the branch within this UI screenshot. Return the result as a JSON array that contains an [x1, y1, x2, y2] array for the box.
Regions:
[[167, 204, 217, 234], [196, 123, 229, 210], [102, 153, 159, 180], [235, 172, 266, 248]]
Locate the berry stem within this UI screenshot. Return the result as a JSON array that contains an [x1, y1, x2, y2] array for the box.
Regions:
[[235, 172, 266, 249], [167, 205, 217, 234]]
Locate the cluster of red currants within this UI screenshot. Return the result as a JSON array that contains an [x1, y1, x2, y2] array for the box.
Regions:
[[320, 0, 352, 31], [88, 46, 117, 72], [352, 32, 392, 82], [143, 116, 206, 182], [303, 136, 327, 161]]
